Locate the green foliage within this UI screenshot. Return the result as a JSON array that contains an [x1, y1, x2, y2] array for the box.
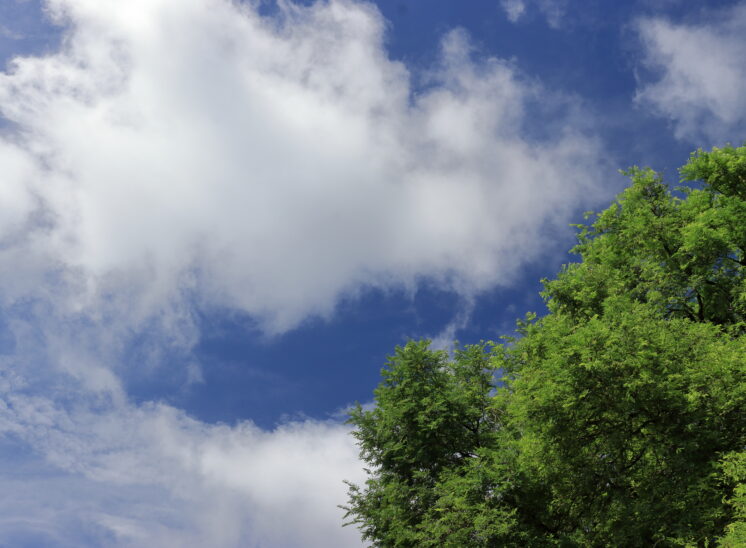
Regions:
[[343, 341, 501, 546], [500, 301, 745, 545], [719, 450, 746, 547], [544, 145, 746, 329], [345, 145, 746, 546]]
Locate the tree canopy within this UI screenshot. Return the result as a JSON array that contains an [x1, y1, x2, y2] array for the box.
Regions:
[[344, 145, 746, 547]]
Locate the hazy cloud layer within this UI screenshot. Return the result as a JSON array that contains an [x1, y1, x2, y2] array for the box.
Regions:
[[635, 3, 746, 143], [0, 0, 606, 545]]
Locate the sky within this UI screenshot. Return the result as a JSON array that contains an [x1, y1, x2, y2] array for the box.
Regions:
[[0, 0, 744, 546]]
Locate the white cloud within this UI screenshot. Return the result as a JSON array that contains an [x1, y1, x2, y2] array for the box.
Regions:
[[428, 296, 475, 351], [500, 0, 526, 23], [0, 0, 606, 545], [0, 0, 602, 335], [635, 3, 746, 143], [500, 0, 566, 27], [0, 383, 365, 547]]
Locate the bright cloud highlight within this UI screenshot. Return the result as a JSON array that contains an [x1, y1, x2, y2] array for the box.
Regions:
[[0, 0, 601, 334], [0, 0, 606, 545]]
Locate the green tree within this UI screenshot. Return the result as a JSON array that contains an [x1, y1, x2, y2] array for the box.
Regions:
[[345, 145, 746, 546], [719, 450, 746, 547], [344, 341, 501, 546], [499, 299, 745, 545]]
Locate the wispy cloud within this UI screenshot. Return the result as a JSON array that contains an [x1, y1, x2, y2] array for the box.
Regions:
[[500, 0, 567, 27], [635, 3, 746, 144], [500, 0, 527, 23], [0, 23, 23, 40], [428, 296, 475, 351]]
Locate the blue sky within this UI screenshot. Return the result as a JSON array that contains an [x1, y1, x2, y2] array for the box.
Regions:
[[0, 0, 744, 546]]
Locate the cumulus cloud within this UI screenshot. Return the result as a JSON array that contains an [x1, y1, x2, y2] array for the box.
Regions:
[[0, 308, 363, 546], [0, 387, 364, 547], [0, 0, 606, 545], [0, 0, 601, 334], [635, 3, 746, 143]]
